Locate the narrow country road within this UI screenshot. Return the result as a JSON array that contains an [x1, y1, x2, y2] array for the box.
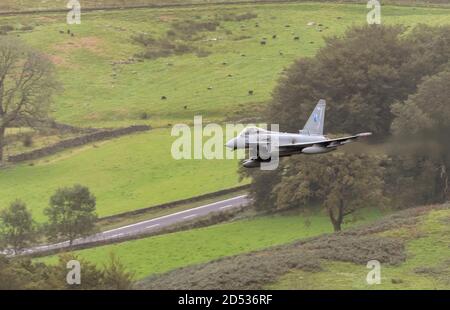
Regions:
[[21, 194, 250, 255]]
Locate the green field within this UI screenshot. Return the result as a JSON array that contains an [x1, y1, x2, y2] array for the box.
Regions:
[[0, 128, 244, 221], [1, 0, 448, 12], [1, 3, 449, 220], [268, 208, 450, 289], [2, 3, 449, 127], [0, 0, 253, 12], [38, 208, 384, 279]]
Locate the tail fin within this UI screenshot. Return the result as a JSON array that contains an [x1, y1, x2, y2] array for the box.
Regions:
[[301, 99, 326, 136]]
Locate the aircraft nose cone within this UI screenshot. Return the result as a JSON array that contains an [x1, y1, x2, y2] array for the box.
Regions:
[[225, 138, 236, 149]]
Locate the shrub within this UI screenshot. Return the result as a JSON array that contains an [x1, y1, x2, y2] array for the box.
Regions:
[[220, 12, 258, 22], [139, 112, 149, 120], [0, 25, 14, 32], [22, 134, 33, 147]]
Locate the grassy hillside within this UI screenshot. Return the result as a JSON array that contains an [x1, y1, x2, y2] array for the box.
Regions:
[[1, 1, 448, 12], [37, 208, 384, 279], [137, 204, 449, 289], [1, 3, 449, 221], [1, 3, 449, 127], [0, 128, 245, 221], [268, 207, 450, 289]]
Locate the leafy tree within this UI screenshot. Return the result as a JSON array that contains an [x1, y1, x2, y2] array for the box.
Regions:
[[0, 36, 59, 162], [272, 153, 386, 232], [44, 185, 98, 245], [390, 69, 450, 204], [268, 24, 450, 137], [0, 200, 37, 254], [238, 164, 281, 211]]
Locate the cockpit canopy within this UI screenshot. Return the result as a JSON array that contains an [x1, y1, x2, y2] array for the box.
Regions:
[[237, 126, 269, 137]]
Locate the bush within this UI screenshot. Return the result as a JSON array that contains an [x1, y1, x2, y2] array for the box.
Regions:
[[170, 20, 220, 39], [0, 25, 14, 33], [131, 33, 156, 46], [220, 12, 258, 22], [20, 25, 34, 31], [22, 134, 33, 147]]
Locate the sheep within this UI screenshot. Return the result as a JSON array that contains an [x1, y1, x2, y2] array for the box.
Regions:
[[272, 34, 277, 39], [260, 41, 266, 45], [161, 96, 167, 100], [294, 36, 300, 40], [248, 90, 254, 95]]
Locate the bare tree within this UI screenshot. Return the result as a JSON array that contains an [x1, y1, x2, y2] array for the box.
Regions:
[[0, 36, 59, 162]]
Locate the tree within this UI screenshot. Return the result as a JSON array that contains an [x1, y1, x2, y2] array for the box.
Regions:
[[389, 69, 450, 205], [44, 185, 98, 245], [0, 36, 59, 162], [238, 163, 281, 211], [272, 153, 385, 232], [0, 200, 37, 254], [268, 24, 450, 137]]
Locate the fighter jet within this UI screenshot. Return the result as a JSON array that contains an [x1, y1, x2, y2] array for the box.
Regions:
[[225, 99, 372, 168]]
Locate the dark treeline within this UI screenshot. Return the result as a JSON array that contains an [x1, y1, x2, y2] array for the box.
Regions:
[[242, 24, 450, 231]]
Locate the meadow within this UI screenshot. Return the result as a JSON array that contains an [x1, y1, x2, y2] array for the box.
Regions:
[[38, 208, 384, 279], [267, 208, 450, 289], [0, 128, 245, 222], [1, 3, 449, 220], [2, 3, 449, 127], [0, 0, 448, 13]]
